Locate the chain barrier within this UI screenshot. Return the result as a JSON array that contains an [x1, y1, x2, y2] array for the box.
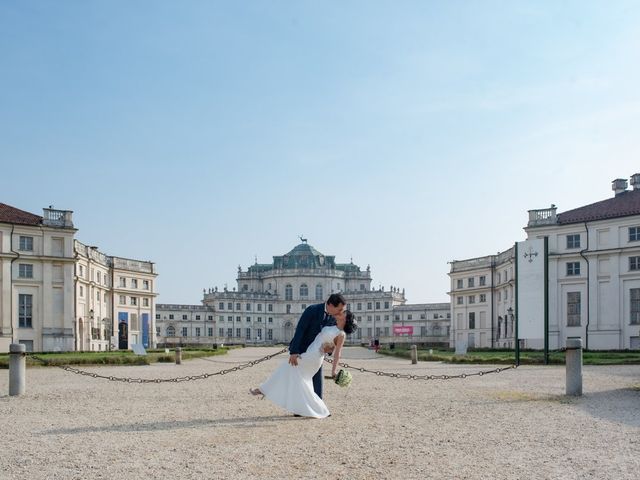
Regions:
[[26, 348, 288, 384], [324, 357, 518, 380]]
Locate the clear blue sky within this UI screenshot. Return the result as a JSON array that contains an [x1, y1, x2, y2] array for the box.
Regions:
[[2, 1, 639, 304]]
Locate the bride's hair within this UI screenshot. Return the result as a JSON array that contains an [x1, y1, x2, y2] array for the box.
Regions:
[[343, 310, 357, 335]]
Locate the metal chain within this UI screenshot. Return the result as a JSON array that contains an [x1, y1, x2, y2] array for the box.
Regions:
[[324, 357, 518, 380], [26, 348, 288, 384]]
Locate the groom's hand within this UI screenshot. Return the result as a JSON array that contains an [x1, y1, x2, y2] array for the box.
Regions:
[[289, 354, 300, 366]]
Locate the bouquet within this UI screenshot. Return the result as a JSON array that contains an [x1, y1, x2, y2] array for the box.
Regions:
[[334, 369, 352, 388]]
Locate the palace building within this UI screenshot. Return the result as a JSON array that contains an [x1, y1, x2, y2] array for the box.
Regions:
[[156, 240, 451, 346], [0, 203, 157, 352], [449, 174, 640, 351]]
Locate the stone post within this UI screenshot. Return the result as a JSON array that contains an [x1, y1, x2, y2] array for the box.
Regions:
[[565, 338, 583, 396], [9, 344, 26, 396], [410, 345, 418, 365], [175, 347, 182, 365]]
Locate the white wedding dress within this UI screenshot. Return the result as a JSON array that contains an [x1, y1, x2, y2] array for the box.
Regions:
[[260, 325, 344, 418]]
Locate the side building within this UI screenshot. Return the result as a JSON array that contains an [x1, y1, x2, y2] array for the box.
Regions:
[[0, 202, 157, 352], [156, 240, 450, 346]]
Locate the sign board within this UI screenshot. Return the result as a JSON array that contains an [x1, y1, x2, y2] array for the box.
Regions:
[[393, 325, 414, 335], [455, 340, 467, 355], [131, 344, 147, 356], [516, 238, 546, 340]]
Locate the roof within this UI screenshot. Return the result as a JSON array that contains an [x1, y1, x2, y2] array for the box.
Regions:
[[557, 189, 640, 225], [0, 203, 42, 226]]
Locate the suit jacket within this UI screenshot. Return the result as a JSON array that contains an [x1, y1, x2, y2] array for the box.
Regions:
[[289, 303, 331, 355]]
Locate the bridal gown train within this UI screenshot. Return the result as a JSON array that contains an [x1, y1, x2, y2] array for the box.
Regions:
[[259, 325, 344, 418]]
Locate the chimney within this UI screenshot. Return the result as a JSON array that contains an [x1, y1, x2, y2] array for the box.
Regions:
[[612, 178, 628, 196], [631, 173, 640, 191]]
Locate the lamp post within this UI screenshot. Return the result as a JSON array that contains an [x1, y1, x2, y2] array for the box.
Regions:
[[508, 306, 518, 364]]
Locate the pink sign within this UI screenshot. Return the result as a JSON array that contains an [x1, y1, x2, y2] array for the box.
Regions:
[[393, 325, 414, 335]]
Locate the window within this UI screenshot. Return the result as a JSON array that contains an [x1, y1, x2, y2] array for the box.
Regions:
[[630, 227, 640, 242], [208, 315, 213, 321], [376, 302, 381, 309], [567, 234, 580, 249], [246, 317, 251, 323], [286, 304, 291, 314], [79, 285, 84, 297], [236, 316, 241, 323], [631, 289, 640, 325], [130, 297, 138, 306], [18, 294, 32, 327], [367, 302, 372, 310], [119, 277, 126, 288], [315, 284, 323, 300], [227, 328, 232, 338], [384, 315, 389, 321], [357, 303, 362, 311], [468, 296, 475, 304], [169, 314, 174, 320], [195, 328, 201, 337], [384, 301, 390, 309], [268, 304, 273, 312], [256, 328, 262, 339], [268, 317, 273, 323], [219, 302, 224, 310], [182, 327, 188, 337], [246, 328, 251, 340], [195, 315, 201, 320], [567, 262, 581, 276], [360, 284, 365, 291], [285, 284, 293, 301], [143, 298, 149, 307], [235, 303, 240, 311], [420, 314, 426, 320], [166, 326, 175, 336], [300, 284, 308, 297], [567, 292, 581, 326], [469, 312, 476, 329], [257, 317, 262, 323], [228, 303, 232, 310], [19, 236, 33, 251], [228, 316, 232, 322], [479, 276, 486, 286], [479, 294, 486, 303], [97, 291, 101, 302], [219, 316, 223, 322], [246, 303, 251, 311], [301, 304, 306, 311], [630, 256, 640, 271], [208, 328, 213, 337], [407, 314, 412, 320], [219, 328, 225, 337], [395, 315, 400, 320], [457, 279, 463, 289], [242, 284, 248, 291], [155, 314, 160, 320], [468, 278, 474, 288], [97, 271, 101, 283], [457, 296, 463, 305], [131, 279, 138, 289], [267, 329, 273, 340], [367, 315, 372, 322], [257, 304, 262, 311], [79, 265, 84, 278], [119, 295, 126, 305], [235, 328, 241, 338], [18, 264, 33, 278], [143, 280, 149, 290]]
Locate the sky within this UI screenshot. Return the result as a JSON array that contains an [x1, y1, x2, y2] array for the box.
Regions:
[[1, 1, 640, 305]]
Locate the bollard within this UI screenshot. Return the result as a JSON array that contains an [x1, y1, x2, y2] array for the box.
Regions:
[[565, 338, 583, 396], [9, 343, 26, 396], [175, 347, 182, 365], [410, 345, 418, 365]]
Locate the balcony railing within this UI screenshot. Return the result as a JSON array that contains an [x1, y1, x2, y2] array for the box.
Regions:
[[527, 206, 557, 227], [43, 208, 74, 228]]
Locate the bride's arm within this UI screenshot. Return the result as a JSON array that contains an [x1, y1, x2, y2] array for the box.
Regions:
[[331, 334, 345, 377]]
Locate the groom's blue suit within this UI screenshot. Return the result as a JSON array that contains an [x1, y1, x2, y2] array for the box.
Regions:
[[289, 303, 335, 399]]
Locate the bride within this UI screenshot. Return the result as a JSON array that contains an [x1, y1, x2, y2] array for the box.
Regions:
[[250, 310, 357, 418]]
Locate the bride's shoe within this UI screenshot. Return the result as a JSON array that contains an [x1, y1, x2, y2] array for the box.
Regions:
[[249, 388, 265, 399]]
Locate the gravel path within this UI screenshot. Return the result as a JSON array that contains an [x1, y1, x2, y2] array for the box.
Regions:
[[1, 347, 639, 479]]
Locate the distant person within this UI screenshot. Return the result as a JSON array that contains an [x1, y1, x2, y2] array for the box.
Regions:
[[249, 309, 357, 418]]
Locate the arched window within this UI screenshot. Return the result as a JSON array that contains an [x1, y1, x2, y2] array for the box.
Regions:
[[285, 284, 293, 301], [166, 325, 176, 337], [315, 284, 323, 301], [299, 284, 308, 298]]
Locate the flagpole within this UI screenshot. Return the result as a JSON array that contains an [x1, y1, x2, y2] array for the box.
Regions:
[[514, 242, 520, 366]]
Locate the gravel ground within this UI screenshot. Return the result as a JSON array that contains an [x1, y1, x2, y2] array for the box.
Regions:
[[1, 347, 639, 480]]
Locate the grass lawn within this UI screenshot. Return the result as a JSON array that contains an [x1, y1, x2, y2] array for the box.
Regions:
[[0, 347, 229, 368], [379, 347, 640, 365]]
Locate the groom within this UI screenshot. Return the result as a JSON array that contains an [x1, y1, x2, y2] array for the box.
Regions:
[[288, 293, 346, 399]]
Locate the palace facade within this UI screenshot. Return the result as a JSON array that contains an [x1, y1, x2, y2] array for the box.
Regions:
[[449, 174, 640, 350], [0, 203, 157, 352], [156, 241, 451, 346]]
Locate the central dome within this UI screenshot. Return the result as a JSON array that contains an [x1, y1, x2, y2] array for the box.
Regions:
[[274, 241, 335, 270]]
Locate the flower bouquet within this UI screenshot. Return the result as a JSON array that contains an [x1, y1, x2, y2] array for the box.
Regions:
[[334, 369, 352, 388]]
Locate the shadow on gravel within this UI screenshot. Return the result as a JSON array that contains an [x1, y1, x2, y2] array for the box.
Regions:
[[40, 415, 305, 435], [576, 387, 640, 427]]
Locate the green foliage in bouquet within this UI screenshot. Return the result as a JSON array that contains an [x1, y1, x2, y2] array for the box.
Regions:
[[334, 369, 352, 387]]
